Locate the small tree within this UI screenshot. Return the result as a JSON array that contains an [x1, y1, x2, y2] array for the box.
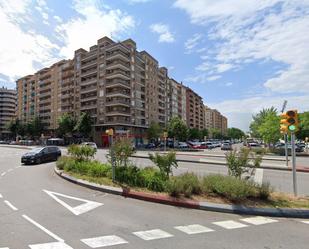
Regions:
[[257, 113, 280, 146], [227, 127, 245, 140], [188, 128, 202, 140], [167, 117, 188, 141], [225, 148, 263, 179], [74, 112, 93, 139], [27, 116, 45, 138], [6, 119, 20, 138], [107, 138, 135, 167], [147, 122, 162, 142], [149, 151, 178, 179], [58, 113, 76, 137]]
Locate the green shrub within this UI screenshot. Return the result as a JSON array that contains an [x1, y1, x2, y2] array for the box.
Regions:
[[147, 172, 166, 192], [56, 156, 74, 170], [167, 173, 201, 198], [68, 144, 96, 161], [115, 165, 141, 186], [87, 161, 111, 178], [149, 151, 178, 179], [258, 182, 272, 200], [202, 174, 257, 201], [250, 147, 267, 155]]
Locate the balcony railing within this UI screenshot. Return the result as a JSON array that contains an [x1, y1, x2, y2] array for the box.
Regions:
[[105, 99, 130, 106]]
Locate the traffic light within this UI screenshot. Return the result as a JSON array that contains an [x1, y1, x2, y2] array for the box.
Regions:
[[280, 110, 298, 133]]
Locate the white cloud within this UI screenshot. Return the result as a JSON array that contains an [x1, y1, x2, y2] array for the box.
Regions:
[[150, 23, 175, 43], [58, 0, 135, 57], [207, 75, 221, 81], [174, 0, 309, 94], [184, 33, 202, 53], [0, 0, 58, 84], [216, 63, 233, 73], [53, 15, 63, 23], [225, 82, 233, 87]]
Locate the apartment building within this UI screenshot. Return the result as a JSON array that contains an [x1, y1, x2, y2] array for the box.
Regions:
[[167, 79, 187, 123], [16, 59, 75, 131], [204, 106, 228, 136], [0, 87, 16, 138], [74, 37, 149, 145], [16, 35, 216, 145], [186, 87, 204, 130]]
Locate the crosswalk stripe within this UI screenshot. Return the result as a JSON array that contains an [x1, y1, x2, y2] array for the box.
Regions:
[[301, 220, 309, 224], [0, 247, 9, 249], [133, 229, 173, 241], [174, 224, 214, 234], [240, 216, 278, 225], [212, 220, 248, 229], [28, 242, 73, 249], [81, 235, 128, 248]]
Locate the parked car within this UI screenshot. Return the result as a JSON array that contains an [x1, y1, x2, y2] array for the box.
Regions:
[[145, 143, 156, 149], [221, 142, 232, 150], [21, 146, 61, 165], [0, 140, 7, 144], [178, 142, 189, 149], [276, 144, 303, 152], [81, 142, 97, 151], [205, 142, 216, 149]]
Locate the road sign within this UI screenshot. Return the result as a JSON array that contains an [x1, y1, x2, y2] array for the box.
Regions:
[[43, 190, 103, 215]]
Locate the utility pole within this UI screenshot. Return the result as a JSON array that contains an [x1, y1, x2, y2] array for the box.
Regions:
[[291, 132, 297, 196], [106, 129, 115, 182]]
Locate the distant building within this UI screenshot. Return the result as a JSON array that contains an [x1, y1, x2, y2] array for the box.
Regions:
[[0, 87, 16, 139], [204, 106, 228, 136]]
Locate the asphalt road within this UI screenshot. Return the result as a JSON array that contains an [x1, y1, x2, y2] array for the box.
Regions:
[[0, 147, 308, 249]]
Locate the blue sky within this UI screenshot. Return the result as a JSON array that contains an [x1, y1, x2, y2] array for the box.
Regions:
[[0, 0, 308, 131]]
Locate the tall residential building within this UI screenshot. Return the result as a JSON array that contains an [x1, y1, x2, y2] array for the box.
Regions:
[[204, 106, 228, 136], [186, 87, 204, 130], [16, 35, 215, 145], [0, 87, 16, 138], [167, 79, 186, 123], [16, 60, 75, 131]]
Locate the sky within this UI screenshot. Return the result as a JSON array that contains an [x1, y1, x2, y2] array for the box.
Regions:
[[0, 0, 309, 131]]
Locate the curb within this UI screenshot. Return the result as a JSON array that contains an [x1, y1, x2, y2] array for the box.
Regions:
[[131, 155, 309, 173], [54, 167, 309, 218], [0, 145, 33, 150]]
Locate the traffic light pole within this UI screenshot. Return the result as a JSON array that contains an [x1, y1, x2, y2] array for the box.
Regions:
[[291, 132, 297, 196], [284, 133, 288, 166]]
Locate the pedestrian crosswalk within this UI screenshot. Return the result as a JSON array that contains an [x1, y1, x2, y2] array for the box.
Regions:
[[1, 217, 308, 249]]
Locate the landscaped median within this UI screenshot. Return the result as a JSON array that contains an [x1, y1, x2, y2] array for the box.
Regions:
[[55, 144, 309, 218]]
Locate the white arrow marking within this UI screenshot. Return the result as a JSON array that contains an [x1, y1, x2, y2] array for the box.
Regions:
[[43, 189, 103, 215]]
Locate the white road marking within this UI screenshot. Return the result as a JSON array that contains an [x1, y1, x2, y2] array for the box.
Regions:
[[174, 224, 214, 234], [0, 193, 3, 198], [29, 242, 73, 249], [133, 229, 173, 241], [4, 200, 18, 211], [1, 172, 6, 176], [253, 168, 264, 185], [81, 235, 128, 248], [213, 220, 248, 229], [301, 220, 309, 224], [15, 166, 21, 169], [241, 216, 278, 225], [0, 247, 9, 249], [7, 169, 13, 173], [22, 215, 64, 242], [43, 189, 103, 216]]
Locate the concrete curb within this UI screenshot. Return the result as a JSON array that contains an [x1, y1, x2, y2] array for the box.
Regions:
[[131, 155, 309, 173], [54, 167, 309, 218]]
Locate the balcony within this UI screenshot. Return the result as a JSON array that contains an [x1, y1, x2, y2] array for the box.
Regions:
[[106, 110, 131, 117], [106, 79, 130, 89], [106, 88, 130, 98], [38, 91, 51, 98], [81, 68, 97, 78], [106, 60, 130, 71], [81, 52, 97, 62], [80, 94, 97, 102], [80, 103, 97, 111], [80, 85, 97, 94], [105, 69, 130, 80], [81, 60, 97, 69], [80, 77, 97, 86], [105, 117, 131, 125], [106, 50, 130, 62], [105, 98, 130, 107]]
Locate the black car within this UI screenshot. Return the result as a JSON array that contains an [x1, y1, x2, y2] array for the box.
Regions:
[[21, 146, 61, 165]]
